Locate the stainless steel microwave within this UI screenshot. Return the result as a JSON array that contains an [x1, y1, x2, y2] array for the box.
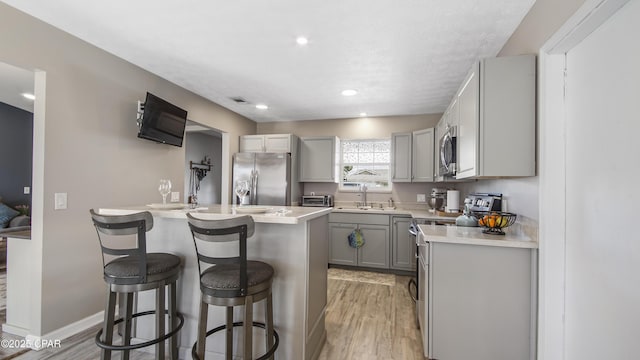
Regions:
[[301, 195, 333, 207], [439, 125, 457, 176]]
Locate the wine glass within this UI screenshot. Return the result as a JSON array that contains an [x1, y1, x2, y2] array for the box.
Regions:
[[158, 179, 172, 204], [234, 180, 250, 205]]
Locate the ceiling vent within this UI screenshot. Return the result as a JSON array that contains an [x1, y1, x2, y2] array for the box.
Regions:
[[230, 97, 250, 104]]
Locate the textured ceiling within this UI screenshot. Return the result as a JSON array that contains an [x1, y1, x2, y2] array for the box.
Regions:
[[1, 0, 535, 122]]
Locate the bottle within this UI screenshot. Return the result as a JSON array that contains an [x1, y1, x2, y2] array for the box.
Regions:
[[388, 198, 394, 208]]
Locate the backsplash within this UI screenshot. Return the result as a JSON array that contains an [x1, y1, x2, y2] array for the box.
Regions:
[[455, 177, 539, 221], [304, 182, 443, 211], [304, 178, 539, 234]]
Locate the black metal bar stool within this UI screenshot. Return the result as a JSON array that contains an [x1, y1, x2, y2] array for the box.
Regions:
[[186, 213, 279, 360], [90, 209, 184, 360]]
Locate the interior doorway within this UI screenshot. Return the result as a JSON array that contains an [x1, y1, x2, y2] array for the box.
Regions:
[[184, 121, 224, 205], [0, 61, 34, 325]]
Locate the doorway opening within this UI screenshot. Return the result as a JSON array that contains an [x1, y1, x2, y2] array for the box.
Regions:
[[0, 61, 34, 319], [184, 121, 224, 205]]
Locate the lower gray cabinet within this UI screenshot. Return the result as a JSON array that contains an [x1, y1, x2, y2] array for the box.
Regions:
[[391, 216, 415, 271], [328, 213, 390, 269], [357, 224, 390, 268], [329, 223, 358, 266]]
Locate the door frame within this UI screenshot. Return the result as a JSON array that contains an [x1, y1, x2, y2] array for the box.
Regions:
[[537, 0, 630, 359]]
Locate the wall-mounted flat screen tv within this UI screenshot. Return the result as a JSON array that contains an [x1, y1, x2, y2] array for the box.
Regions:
[[137, 92, 188, 147]]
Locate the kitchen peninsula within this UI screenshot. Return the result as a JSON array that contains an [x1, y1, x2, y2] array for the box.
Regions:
[[417, 224, 538, 360], [97, 205, 332, 360]]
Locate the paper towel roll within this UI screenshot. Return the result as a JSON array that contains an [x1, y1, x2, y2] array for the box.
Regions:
[[446, 190, 460, 213]]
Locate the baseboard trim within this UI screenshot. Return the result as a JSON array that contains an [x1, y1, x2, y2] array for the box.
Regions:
[[2, 323, 30, 337], [25, 310, 107, 350]]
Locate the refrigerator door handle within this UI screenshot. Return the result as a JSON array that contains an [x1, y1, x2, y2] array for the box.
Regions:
[[251, 170, 258, 204]]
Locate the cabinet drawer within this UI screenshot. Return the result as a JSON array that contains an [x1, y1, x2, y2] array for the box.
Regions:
[[329, 213, 389, 225]]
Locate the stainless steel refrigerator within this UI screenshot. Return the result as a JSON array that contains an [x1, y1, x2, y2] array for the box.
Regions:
[[232, 152, 300, 206]]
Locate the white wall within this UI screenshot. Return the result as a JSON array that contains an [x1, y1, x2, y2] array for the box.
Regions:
[[563, 1, 639, 357]]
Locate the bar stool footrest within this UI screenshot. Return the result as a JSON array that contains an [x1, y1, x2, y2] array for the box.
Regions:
[[96, 309, 185, 351], [191, 321, 279, 360]]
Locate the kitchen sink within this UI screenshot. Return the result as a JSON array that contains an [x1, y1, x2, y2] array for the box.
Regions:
[[335, 207, 395, 211]]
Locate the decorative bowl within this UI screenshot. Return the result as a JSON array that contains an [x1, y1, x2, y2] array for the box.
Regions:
[[473, 211, 517, 235]]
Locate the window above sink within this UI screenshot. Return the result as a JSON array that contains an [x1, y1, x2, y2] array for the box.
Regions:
[[340, 139, 392, 192]]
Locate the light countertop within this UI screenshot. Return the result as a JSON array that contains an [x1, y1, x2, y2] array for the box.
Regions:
[[98, 204, 332, 225], [332, 207, 457, 222], [418, 223, 538, 249]]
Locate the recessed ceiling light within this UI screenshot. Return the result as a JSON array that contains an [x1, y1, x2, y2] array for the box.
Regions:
[[296, 36, 309, 45], [359, 112, 367, 117], [341, 89, 358, 96], [255, 104, 269, 110], [22, 93, 35, 100]]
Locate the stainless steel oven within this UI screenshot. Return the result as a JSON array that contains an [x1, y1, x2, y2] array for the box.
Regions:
[[409, 218, 452, 331], [416, 229, 430, 358], [408, 218, 450, 323]]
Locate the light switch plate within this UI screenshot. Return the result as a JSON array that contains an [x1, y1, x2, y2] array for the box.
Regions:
[[23, 186, 30, 194], [170, 192, 180, 202], [54, 193, 67, 210], [417, 194, 426, 203]]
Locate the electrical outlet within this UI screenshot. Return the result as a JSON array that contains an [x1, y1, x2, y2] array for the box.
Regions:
[[23, 186, 30, 194], [171, 192, 180, 202], [417, 194, 426, 203], [54, 193, 67, 210]]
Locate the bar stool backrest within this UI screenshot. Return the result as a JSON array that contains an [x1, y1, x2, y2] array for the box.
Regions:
[[186, 213, 255, 297], [89, 209, 153, 284]]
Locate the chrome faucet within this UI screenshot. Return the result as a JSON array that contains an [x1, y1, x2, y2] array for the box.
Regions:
[[360, 184, 368, 207]]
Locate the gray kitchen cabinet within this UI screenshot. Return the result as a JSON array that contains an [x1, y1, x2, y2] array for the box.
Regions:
[[328, 223, 358, 266], [357, 224, 390, 268], [391, 216, 414, 271], [455, 54, 536, 179], [391, 132, 412, 182], [391, 129, 434, 183], [411, 128, 434, 182], [328, 213, 390, 269], [299, 136, 340, 182], [239, 134, 297, 153], [427, 242, 537, 360]]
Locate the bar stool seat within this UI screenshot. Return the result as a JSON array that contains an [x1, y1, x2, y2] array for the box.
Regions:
[[200, 261, 274, 295], [104, 253, 181, 283], [90, 209, 184, 360], [187, 213, 279, 360]]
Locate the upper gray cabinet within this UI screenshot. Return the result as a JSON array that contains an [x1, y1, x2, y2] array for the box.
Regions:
[[391, 132, 412, 182], [392, 129, 434, 182], [455, 55, 536, 179], [412, 128, 435, 182], [240, 134, 297, 153], [299, 136, 340, 182]]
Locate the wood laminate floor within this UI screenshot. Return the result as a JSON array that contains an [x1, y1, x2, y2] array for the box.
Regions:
[[319, 269, 424, 360], [1, 269, 423, 360]]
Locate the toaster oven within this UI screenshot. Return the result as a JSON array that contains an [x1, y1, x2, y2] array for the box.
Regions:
[[301, 195, 333, 207]]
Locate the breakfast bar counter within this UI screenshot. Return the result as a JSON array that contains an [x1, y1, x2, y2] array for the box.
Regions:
[[98, 205, 332, 360]]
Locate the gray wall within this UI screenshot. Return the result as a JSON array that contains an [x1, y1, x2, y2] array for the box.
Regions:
[[184, 132, 222, 204], [0, 2, 256, 335], [0, 101, 32, 207]]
